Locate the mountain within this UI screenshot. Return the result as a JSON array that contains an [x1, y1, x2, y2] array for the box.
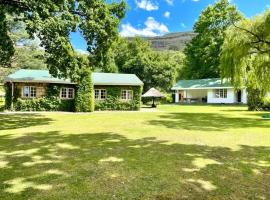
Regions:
[[128, 32, 196, 51]]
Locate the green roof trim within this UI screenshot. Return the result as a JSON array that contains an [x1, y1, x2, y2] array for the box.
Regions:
[[5, 69, 143, 86], [171, 78, 233, 90]]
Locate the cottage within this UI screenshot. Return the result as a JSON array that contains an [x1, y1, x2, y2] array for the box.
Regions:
[[172, 78, 270, 104], [5, 69, 143, 111], [172, 78, 247, 104]]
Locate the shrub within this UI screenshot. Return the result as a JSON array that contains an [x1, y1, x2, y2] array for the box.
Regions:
[[160, 93, 173, 104], [14, 97, 74, 111], [262, 97, 270, 111]]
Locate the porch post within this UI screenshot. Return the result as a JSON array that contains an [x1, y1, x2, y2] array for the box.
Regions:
[[11, 82, 14, 97], [175, 90, 179, 103]]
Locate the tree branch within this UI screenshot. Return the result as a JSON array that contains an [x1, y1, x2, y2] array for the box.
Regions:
[[0, 0, 29, 10], [233, 22, 270, 46]]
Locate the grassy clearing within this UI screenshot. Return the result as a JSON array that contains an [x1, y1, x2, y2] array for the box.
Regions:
[[0, 105, 270, 199]]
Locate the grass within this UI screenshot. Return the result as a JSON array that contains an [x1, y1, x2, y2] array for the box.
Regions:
[[0, 105, 270, 199]]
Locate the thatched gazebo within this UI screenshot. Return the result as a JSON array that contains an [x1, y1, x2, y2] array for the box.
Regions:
[[142, 88, 165, 108]]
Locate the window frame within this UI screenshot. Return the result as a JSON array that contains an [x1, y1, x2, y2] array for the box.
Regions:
[[214, 89, 227, 99], [95, 89, 107, 100], [121, 90, 133, 101], [60, 87, 75, 99], [22, 86, 37, 98]]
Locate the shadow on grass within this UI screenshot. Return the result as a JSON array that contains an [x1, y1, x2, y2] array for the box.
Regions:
[[0, 114, 53, 130], [147, 112, 270, 131], [0, 131, 270, 199]]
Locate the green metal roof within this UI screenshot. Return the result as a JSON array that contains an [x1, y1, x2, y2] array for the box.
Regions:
[[93, 72, 143, 86], [171, 78, 233, 90], [5, 69, 73, 84], [5, 69, 143, 86]]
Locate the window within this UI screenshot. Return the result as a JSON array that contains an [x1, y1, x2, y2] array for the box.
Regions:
[[121, 90, 133, 101], [61, 87, 74, 99], [214, 89, 227, 98], [22, 86, 36, 98], [95, 89, 106, 100]]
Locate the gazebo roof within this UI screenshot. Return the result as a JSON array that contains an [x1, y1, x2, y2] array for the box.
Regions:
[[142, 88, 165, 98]]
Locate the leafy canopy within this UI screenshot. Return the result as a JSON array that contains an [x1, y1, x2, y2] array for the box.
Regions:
[[182, 0, 242, 79], [0, 15, 46, 83], [221, 10, 270, 110], [0, 0, 127, 80], [102, 37, 185, 92], [221, 10, 270, 91]]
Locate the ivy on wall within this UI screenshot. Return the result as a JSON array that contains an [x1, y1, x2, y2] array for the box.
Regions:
[[10, 83, 75, 111], [5, 72, 142, 111], [75, 69, 94, 112], [95, 86, 142, 111]]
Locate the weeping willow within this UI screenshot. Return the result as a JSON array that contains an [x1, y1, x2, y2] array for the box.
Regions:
[[221, 10, 270, 110]]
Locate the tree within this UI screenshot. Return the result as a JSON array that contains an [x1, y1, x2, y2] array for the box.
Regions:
[[144, 51, 185, 91], [221, 10, 270, 110], [182, 0, 242, 79], [116, 37, 153, 82], [0, 15, 46, 82], [110, 37, 185, 91], [0, 46, 47, 82], [0, 0, 126, 80]]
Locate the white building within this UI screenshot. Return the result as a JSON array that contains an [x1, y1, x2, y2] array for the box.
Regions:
[[172, 78, 248, 104]]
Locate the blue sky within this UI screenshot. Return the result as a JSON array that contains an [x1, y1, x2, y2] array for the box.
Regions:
[[71, 0, 270, 52]]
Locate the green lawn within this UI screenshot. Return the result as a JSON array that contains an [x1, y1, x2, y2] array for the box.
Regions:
[[0, 105, 270, 199]]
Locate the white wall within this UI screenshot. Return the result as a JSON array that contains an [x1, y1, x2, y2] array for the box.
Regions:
[[175, 90, 179, 103], [184, 90, 207, 99], [174, 88, 249, 104], [241, 89, 247, 104], [207, 89, 235, 104]]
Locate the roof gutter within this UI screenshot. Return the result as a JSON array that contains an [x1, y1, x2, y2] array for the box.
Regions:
[[171, 86, 234, 90]]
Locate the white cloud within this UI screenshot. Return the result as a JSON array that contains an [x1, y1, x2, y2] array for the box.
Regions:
[[135, 0, 159, 11], [166, 0, 174, 5], [192, 0, 200, 2], [120, 17, 169, 37], [164, 11, 170, 18]]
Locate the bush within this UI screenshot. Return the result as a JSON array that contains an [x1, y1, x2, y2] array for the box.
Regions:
[[262, 97, 270, 111], [95, 96, 138, 111], [160, 93, 173, 104], [14, 97, 74, 111]]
